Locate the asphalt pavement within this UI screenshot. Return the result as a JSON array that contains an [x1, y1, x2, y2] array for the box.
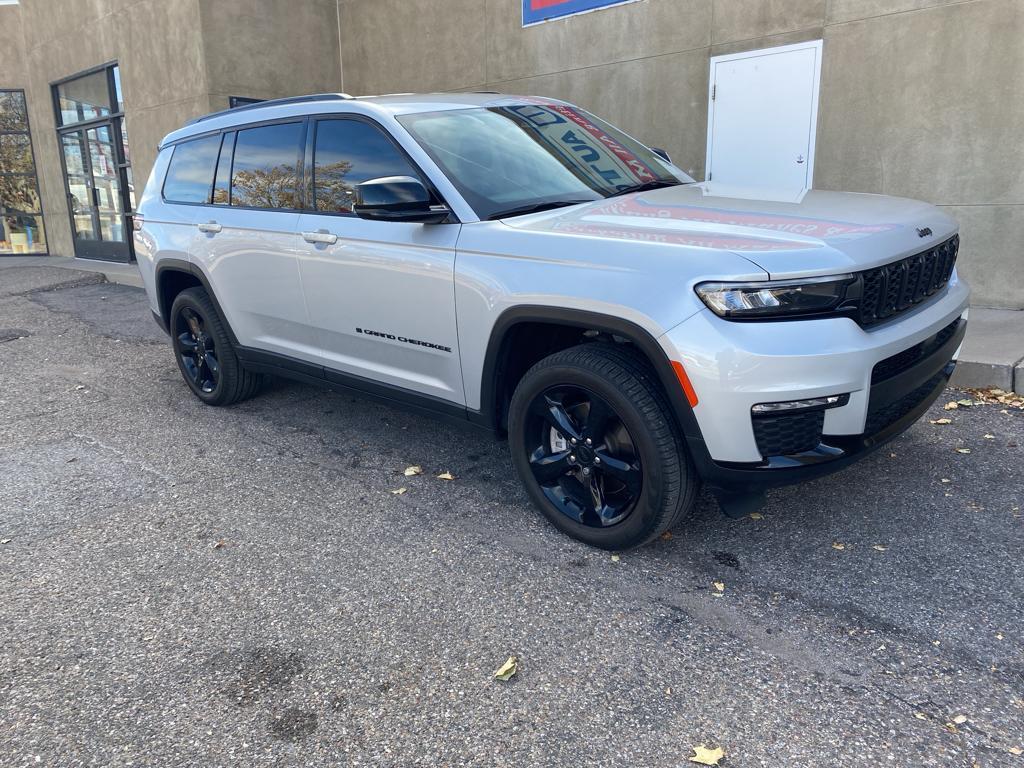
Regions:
[[1, 265, 1021, 767]]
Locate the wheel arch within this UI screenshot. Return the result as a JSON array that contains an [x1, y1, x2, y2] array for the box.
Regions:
[[477, 306, 704, 447], [154, 259, 238, 344]]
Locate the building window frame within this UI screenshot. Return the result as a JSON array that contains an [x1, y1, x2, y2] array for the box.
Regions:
[[0, 88, 48, 256]]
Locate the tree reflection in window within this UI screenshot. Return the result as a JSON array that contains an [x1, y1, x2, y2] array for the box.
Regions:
[[230, 122, 303, 210]]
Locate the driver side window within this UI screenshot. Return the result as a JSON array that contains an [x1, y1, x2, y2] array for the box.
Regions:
[[312, 119, 421, 214]]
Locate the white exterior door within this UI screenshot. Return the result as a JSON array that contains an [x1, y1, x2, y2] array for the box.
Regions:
[[706, 40, 823, 190]]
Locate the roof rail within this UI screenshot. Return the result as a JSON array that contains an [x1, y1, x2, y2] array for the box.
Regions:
[[186, 93, 355, 126]]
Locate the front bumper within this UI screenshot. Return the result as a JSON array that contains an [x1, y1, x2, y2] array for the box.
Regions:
[[659, 275, 970, 493]]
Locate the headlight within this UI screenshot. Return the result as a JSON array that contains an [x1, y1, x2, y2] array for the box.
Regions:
[[695, 275, 855, 319]]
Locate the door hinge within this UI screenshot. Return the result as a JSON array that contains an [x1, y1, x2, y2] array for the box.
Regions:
[[711, 84, 716, 101]]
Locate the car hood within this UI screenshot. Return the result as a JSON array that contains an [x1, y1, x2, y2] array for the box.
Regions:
[[500, 182, 957, 279]]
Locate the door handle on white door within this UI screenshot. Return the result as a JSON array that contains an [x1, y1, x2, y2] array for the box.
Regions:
[[197, 221, 222, 233], [301, 230, 338, 245]]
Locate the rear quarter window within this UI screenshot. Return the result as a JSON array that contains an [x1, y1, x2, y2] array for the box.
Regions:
[[162, 134, 221, 203]]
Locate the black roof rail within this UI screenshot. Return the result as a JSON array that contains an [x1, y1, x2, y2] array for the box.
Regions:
[[186, 93, 355, 126]]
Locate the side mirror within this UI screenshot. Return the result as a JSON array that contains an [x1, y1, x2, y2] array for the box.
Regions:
[[650, 147, 671, 163], [353, 176, 451, 224]]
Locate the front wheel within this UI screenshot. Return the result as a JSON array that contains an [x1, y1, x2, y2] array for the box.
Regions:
[[508, 343, 698, 550]]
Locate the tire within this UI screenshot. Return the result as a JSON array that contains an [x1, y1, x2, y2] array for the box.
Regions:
[[508, 342, 699, 550], [169, 286, 262, 406]]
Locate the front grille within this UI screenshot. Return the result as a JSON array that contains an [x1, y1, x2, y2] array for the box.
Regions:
[[753, 410, 824, 457], [856, 235, 959, 326], [871, 319, 961, 384], [864, 371, 945, 435]]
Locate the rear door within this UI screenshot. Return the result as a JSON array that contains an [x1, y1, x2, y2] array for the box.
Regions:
[[189, 120, 317, 362], [295, 116, 464, 405]]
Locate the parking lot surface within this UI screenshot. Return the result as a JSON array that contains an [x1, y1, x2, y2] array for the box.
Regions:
[[1, 265, 1022, 767]]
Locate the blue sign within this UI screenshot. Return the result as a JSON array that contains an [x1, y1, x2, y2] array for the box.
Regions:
[[523, 0, 635, 26]]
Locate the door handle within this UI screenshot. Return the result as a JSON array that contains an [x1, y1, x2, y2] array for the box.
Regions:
[[197, 221, 222, 233], [301, 230, 338, 245]]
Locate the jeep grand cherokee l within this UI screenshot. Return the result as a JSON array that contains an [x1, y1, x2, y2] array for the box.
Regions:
[[134, 93, 969, 550]]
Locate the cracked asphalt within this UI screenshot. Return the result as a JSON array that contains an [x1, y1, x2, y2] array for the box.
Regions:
[[0, 264, 1022, 767]]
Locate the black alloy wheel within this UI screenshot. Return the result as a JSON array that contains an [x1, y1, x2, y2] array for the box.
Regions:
[[509, 343, 698, 550], [175, 306, 219, 394], [524, 386, 642, 527], [168, 286, 262, 406]]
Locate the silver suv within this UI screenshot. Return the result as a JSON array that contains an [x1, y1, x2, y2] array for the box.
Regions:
[[135, 93, 969, 549]]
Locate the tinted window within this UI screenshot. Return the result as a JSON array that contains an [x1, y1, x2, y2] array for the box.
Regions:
[[313, 119, 420, 213], [231, 122, 303, 209], [163, 134, 220, 203]]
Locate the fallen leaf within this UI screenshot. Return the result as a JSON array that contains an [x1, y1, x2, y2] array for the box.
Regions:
[[403, 465, 423, 477], [436, 471, 455, 480], [75, 384, 87, 391], [749, 512, 764, 520], [689, 745, 725, 766], [832, 542, 846, 551], [872, 544, 889, 552], [984, 434, 995, 440], [212, 540, 225, 550], [944, 401, 959, 410], [914, 712, 928, 721], [0, 538, 10, 545], [957, 399, 974, 407], [391, 487, 407, 495], [660, 531, 673, 540], [956, 448, 972, 454], [952, 714, 968, 725], [1010, 746, 1023, 755], [494, 656, 518, 681], [996, 633, 1004, 640], [611, 554, 621, 563], [930, 418, 952, 424], [941, 478, 952, 484], [712, 581, 725, 593]]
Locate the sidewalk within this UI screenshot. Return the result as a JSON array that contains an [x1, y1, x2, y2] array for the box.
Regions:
[[2, 255, 1022, 393]]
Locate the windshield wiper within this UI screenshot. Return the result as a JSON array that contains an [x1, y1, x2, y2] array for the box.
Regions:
[[609, 180, 683, 197], [487, 199, 594, 221]]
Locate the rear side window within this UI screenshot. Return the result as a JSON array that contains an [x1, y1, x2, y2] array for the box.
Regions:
[[162, 134, 220, 203], [212, 132, 235, 205], [230, 122, 303, 209], [312, 119, 421, 213]]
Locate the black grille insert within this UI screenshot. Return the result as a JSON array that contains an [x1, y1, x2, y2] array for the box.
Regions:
[[753, 410, 824, 458], [864, 371, 945, 435], [856, 235, 959, 326]]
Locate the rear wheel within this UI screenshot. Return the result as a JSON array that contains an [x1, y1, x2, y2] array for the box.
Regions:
[[509, 343, 698, 550], [169, 287, 262, 406]]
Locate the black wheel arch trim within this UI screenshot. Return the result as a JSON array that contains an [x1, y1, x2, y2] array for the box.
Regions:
[[154, 258, 240, 346], [476, 306, 708, 448]]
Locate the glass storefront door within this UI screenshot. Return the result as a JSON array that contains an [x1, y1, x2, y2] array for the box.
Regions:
[[53, 64, 133, 262]]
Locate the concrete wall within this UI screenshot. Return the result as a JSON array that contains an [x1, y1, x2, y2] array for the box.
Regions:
[[338, 0, 1024, 309], [9, 0, 341, 260]]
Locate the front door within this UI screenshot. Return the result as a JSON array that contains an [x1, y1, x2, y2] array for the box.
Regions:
[[295, 116, 464, 405], [706, 40, 823, 190]]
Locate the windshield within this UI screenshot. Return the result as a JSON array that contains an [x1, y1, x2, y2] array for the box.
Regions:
[[397, 103, 693, 220]]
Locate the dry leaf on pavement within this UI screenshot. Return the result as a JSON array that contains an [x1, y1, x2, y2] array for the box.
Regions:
[[494, 656, 518, 681], [0, 538, 10, 545], [930, 418, 952, 425], [832, 542, 846, 551], [956, 448, 971, 454], [403, 465, 423, 477], [391, 487, 407, 495], [689, 745, 725, 765], [749, 512, 764, 520], [436, 471, 455, 480], [712, 581, 725, 593], [872, 544, 889, 552], [944, 401, 959, 410]]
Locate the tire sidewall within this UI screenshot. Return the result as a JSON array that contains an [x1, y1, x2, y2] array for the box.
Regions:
[[509, 360, 671, 550]]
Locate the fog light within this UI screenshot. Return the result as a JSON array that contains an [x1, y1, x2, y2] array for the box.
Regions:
[[751, 394, 850, 415]]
